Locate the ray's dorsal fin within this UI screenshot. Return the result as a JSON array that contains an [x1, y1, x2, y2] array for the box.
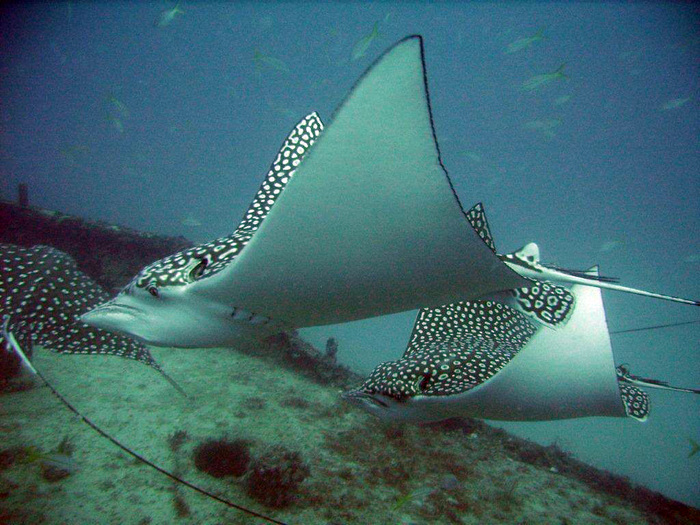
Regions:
[[461, 209, 573, 328], [465, 203, 497, 253], [514, 242, 541, 264], [500, 244, 700, 307]]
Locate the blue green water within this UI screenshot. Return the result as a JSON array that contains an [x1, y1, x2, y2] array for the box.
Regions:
[[1, 1, 698, 508]]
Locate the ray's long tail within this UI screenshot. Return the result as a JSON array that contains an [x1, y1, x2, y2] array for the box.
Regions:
[[541, 266, 699, 307], [617, 364, 700, 395], [499, 242, 699, 307]]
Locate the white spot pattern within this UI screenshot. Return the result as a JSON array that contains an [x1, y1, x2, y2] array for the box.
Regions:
[[511, 280, 575, 327], [132, 113, 324, 290], [0, 244, 164, 372], [618, 383, 650, 421], [357, 300, 537, 400], [464, 203, 496, 253]]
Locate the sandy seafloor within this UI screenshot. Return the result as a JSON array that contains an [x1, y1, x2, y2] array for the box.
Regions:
[[0, 340, 694, 525]]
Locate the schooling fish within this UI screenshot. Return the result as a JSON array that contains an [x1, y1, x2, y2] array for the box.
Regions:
[[343, 267, 699, 423], [504, 28, 546, 54], [0, 244, 181, 392], [522, 63, 567, 91], [155, 2, 184, 28]]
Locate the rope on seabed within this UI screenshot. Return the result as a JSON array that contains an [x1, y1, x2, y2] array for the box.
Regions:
[[1, 316, 288, 525]]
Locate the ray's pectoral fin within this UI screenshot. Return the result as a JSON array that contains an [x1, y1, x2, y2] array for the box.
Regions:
[[215, 37, 528, 328]]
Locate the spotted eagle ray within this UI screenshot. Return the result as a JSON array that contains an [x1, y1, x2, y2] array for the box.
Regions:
[[0, 244, 182, 392], [81, 35, 698, 349], [343, 267, 699, 423], [81, 36, 531, 348]]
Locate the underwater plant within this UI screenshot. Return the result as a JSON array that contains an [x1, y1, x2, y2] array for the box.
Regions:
[[246, 445, 310, 508], [193, 438, 250, 478], [0, 437, 77, 482]]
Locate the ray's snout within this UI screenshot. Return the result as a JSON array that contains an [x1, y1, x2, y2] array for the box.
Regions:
[[80, 301, 140, 332]]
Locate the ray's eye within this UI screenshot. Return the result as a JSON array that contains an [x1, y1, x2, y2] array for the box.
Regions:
[[419, 373, 431, 391], [414, 373, 431, 393], [189, 258, 208, 281], [147, 285, 160, 298]]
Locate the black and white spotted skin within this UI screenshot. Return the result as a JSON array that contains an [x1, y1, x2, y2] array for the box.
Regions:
[[509, 281, 574, 326], [352, 300, 537, 405], [344, 291, 670, 424], [407, 299, 536, 355], [617, 383, 650, 422], [82, 35, 696, 351], [0, 244, 174, 383], [465, 203, 699, 320], [81, 114, 324, 347], [464, 204, 575, 328], [130, 113, 324, 291]]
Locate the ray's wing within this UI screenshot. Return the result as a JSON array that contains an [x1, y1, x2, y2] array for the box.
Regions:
[[1, 244, 178, 389], [130, 113, 324, 290], [402, 299, 538, 390], [201, 36, 527, 327], [405, 300, 536, 358]]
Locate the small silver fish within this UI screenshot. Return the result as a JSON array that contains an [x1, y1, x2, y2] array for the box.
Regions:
[[253, 49, 290, 74], [505, 28, 545, 54], [352, 22, 380, 61], [553, 94, 571, 106], [181, 215, 202, 227], [522, 64, 567, 91], [523, 118, 562, 138], [155, 3, 184, 28], [660, 97, 690, 111]]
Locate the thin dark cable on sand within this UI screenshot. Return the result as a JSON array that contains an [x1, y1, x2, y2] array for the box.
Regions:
[[2, 327, 287, 525]]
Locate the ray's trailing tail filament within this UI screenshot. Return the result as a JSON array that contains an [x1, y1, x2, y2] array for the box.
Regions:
[[610, 319, 700, 335], [617, 364, 700, 395]]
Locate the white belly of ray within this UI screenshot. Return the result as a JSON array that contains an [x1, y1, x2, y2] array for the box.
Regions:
[[204, 37, 527, 328], [401, 271, 626, 422]]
